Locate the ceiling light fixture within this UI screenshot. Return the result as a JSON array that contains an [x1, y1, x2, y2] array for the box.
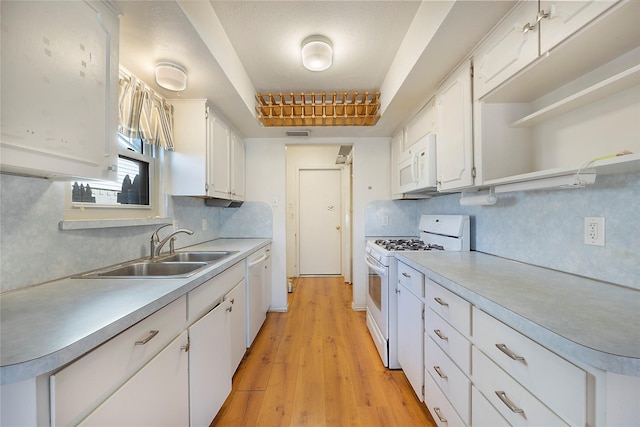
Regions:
[[155, 62, 187, 91], [301, 35, 333, 72]]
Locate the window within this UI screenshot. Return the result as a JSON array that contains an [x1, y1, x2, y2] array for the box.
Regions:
[[64, 134, 161, 222]]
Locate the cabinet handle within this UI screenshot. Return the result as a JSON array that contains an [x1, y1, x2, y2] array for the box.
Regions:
[[402, 272, 411, 278], [433, 407, 447, 423], [181, 342, 190, 352], [434, 297, 448, 307], [433, 366, 447, 379], [537, 9, 549, 23], [135, 330, 159, 345], [495, 391, 524, 414], [495, 343, 525, 361], [230, 298, 235, 304], [434, 329, 448, 340], [227, 306, 233, 312]]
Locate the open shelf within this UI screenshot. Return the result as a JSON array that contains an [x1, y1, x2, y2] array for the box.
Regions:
[[484, 153, 640, 188], [511, 65, 640, 128]]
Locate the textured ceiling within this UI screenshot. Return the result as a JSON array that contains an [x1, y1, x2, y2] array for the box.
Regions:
[[116, 1, 515, 138]]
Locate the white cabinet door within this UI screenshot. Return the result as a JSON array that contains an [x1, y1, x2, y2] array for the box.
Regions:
[[397, 282, 424, 401], [473, 0, 539, 99], [404, 98, 436, 151], [79, 331, 190, 427], [0, 1, 119, 180], [189, 301, 232, 427], [436, 61, 474, 191], [208, 111, 231, 199], [539, 0, 618, 54], [230, 130, 245, 201], [171, 100, 208, 195], [226, 280, 247, 373]]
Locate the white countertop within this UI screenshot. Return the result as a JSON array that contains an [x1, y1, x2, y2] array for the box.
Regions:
[[395, 251, 640, 376], [0, 238, 270, 385]]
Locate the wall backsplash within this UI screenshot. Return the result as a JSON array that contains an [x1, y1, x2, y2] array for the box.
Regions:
[[0, 174, 272, 292], [366, 172, 639, 289]]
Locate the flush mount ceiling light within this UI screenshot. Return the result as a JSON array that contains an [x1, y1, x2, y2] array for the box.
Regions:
[[301, 35, 333, 71], [155, 62, 187, 91]]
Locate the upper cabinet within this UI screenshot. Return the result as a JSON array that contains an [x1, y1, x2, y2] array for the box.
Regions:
[[473, 0, 540, 100], [436, 61, 474, 192], [0, 1, 119, 181], [170, 100, 245, 202], [474, 0, 639, 189]]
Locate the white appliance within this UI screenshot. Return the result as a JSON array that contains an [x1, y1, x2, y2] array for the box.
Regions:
[[364, 214, 470, 368], [397, 134, 437, 194], [246, 246, 271, 347]]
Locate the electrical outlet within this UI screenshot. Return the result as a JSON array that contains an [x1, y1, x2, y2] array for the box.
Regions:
[[584, 217, 605, 246], [382, 215, 389, 226], [202, 218, 208, 231]]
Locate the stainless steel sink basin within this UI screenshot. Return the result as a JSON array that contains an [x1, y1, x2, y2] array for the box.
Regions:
[[159, 251, 237, 263], [75, 261, 208, 279], [74, 250, 238, 279]]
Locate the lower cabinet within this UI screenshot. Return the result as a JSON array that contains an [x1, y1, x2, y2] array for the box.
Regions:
[[78, 331, 190, 426], [225, 279, 247, 373], [189, 299, 232, 427], [397, 262, 425, 401]]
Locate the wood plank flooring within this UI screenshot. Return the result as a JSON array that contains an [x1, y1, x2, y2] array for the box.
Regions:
[[211, 276, 436, 427]]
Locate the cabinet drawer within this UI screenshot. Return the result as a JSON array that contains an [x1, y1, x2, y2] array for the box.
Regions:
[[473, 346, 568, 426], [424, 369, 467, 427], [398, 262, 424, 298], [426, 307, 471, 375], [425, 335, 471, 425], [188, 261, 244, 324], [51, 296, 186, 427], [425, 279, 471, 336], [473, 308, 586, 426], [471, 385, 509, 427]]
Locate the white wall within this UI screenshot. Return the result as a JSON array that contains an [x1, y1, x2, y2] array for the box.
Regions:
[[245, 137, 390, 311]]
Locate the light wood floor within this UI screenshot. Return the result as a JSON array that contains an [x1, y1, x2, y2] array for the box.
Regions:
[[211, 276, 436, 426]]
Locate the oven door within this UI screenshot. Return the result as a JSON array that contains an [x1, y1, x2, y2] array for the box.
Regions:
[[365, 253, 389, 366]]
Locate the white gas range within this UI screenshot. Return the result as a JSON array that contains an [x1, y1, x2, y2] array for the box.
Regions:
[[364, 214, 470, 368]]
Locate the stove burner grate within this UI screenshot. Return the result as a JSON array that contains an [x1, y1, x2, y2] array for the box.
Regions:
[[373, 239, 444, 251]]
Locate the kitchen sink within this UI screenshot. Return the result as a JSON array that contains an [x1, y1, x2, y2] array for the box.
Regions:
[[159, 251, 238, 263], [93, 262, 207, 278], [74, 250, 238, 279]]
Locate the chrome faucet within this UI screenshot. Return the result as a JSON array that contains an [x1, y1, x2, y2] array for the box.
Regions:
[[150, 224, 194, 259]]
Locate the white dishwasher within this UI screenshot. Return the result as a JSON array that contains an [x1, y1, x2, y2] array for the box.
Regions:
[[246, 245, 271, 347]]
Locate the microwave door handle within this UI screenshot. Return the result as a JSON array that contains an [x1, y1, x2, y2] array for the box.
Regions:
[[410, 152, 418, 183], [365, 256, 386, 275]]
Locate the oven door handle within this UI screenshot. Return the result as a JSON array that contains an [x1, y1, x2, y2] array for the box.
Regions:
[[365, 255, 387, 275]]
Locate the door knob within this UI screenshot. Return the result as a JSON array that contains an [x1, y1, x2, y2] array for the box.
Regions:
[[336, 225, 341, 230]]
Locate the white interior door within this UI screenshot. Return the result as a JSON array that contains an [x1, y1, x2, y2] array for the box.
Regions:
[[299, 169, 342, 275]]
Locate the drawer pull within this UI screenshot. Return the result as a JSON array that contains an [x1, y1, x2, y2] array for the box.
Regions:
[[402, 272, 411, 278], [495, 390, 524, 414], [135, 330, 159, 345], [434, 329, 448, 340], [181, 342, 190, 352], [433, 407, 447, 423], [433, 366, 447, 379], [434, 297, 448, 307], [496, 343, 525, 361]]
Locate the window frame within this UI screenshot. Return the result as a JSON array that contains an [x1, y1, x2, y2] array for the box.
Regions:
[[64, 142, 162, 222]]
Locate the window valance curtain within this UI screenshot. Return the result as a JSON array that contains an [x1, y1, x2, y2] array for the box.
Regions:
[[118, 68, 174, 151]]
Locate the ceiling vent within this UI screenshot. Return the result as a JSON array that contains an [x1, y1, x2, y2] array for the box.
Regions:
[[336, 145, 353, 164], [286, 130, 310, 137]]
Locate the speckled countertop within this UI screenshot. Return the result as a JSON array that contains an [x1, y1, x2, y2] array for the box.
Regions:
[[396, 251, 640, 376], [0, 238, 270, 385]]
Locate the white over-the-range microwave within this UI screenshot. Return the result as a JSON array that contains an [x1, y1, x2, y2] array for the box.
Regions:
[[397, 133, 437, 194]]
